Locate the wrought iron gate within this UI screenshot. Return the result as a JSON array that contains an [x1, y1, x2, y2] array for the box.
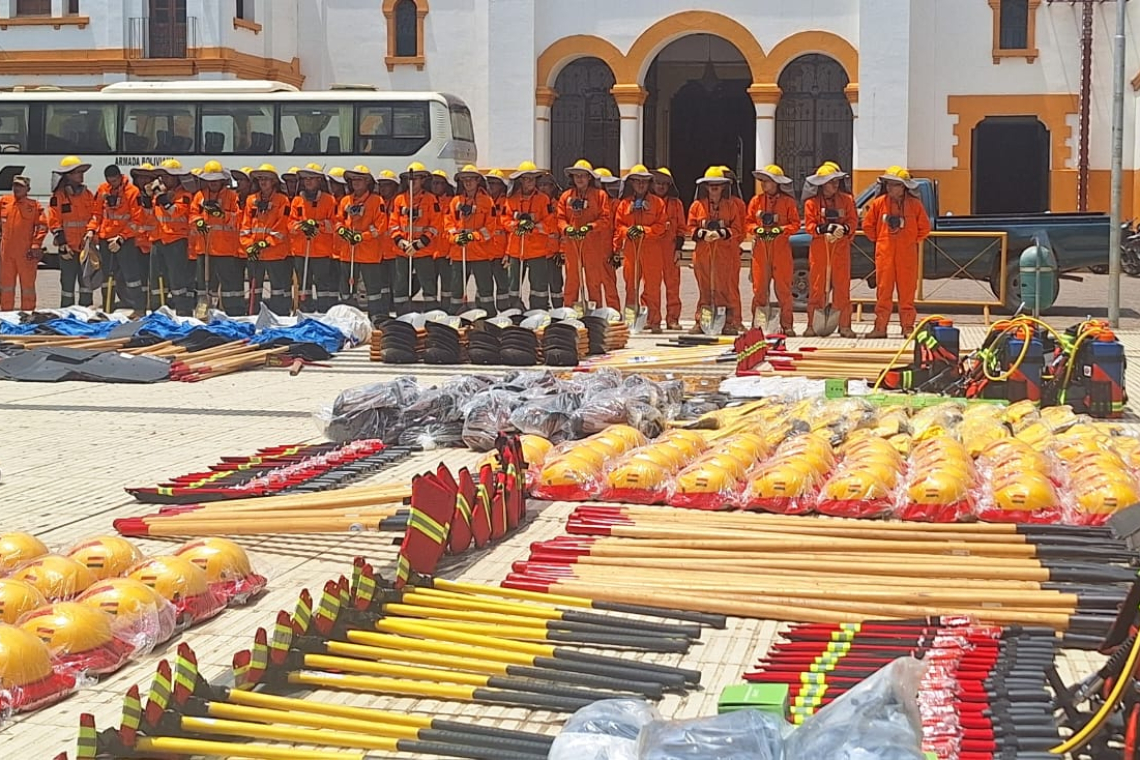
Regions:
[[775, 54, 854, 194], [550, 58, 620, 176]]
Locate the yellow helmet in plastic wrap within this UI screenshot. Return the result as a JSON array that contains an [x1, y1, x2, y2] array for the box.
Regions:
[[823, 471, 892, 502], [721, 433, 770, 464], [991, 466, 1050, 492], [654, 435, 707, 461], [660, 428, 709, 448], [1039, 405, 1078, 432], [0, 623, 57, 689], [1014, 421, 1056, 451], [673, 462, 739, 496], [694, 452, 750, 480], [128, 556, 210, 603], [845, 456, 903, 489], [66, 536, 144, 581], [1070, 449, 1127, 473], [907, 471, 970, 505], [992, 475, 1057, 512], [9, 555, 96, 601], [1075, 478, 1140, 515], [482, 434, 554, 470], [778, 434, 835, 471], [578, 436, 629, 460], [1003, 399, 1040, 427], [628, 446, 688, 471], [174, 539, 253, 585], [606, 458, 669, 492], [595, 425, 646, 449], [77, 578, 170, 620], [0, 579, 47, 625], [888, 433, 913, 456], [18, 602, 119, 660], [751, 462, 820, 499], [0, 532, 49, 574], [538, 456, 600, 489]]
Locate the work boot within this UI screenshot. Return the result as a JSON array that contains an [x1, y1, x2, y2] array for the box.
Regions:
[[901, 325, 915, 336], [666, 321, 682, 331], [782, 325, 796, 337], [649, 325, 663, 334], [803, 327, 818, 338], [865, 328, 888, 339], [839, 327, 857, 339], [688, 324, 705, 335], [721, 325, 739, 336]]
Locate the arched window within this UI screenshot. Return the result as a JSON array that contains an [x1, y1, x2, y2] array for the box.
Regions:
[[384, 0, 427, 71]]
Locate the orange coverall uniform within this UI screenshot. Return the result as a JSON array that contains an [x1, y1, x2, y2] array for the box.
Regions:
[[192, 187, 243, 314], [291, 190, 340, 312], [338, 192, 389, 318], [504, 191, 557, 310], [152, 186, 195, 314], [688, 196, 746, 330], [557, 187, 616, 310], [446, 190, 499, 312], [613, 194, 668, 324], [661, 195, 687, 327], [0, 194, 47, 311], [804, 191, 859, 330], [241, 192, 293, 315], [863, 193, 932, 333], [388, 190, 443, 312], [48, 184, 97, 307], [746, 192, 800, 330], [86, 179, 145, 312], [488, 191, 513, 311]]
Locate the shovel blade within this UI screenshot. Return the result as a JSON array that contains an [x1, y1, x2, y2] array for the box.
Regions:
[[699, 306, 716, 335], [812, 306, 841, 337], [625, 305, 648, 334]]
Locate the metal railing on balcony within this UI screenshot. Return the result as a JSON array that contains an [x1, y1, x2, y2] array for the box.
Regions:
[[126, 16, 199, 60]]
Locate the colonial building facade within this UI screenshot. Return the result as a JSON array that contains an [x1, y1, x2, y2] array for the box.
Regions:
[[1, 0, 1136, 213]]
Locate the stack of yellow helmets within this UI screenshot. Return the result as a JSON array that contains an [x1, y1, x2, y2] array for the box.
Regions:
[[976, 437, 1058, 521], [901, 436, 977, 521], [1054, 432, 1140, 519], [746, 432, 835, 513], [819, 435, 906, 517], [670, 432, 771, 510], [533, 425, 647, 500], [602, 429, 710, 503]]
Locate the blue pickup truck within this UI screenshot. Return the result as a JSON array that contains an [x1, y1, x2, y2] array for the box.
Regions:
[[787, 178, 1111, 312]]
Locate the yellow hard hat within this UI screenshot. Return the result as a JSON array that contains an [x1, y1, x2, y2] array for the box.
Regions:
[[327, 167, 347, 184], [59, 155, 85, 169], [699, 165, 730, 182], [823, 471, 892, 502], [695, 452, 750, 480], [135, 162, 156, 172], [189, 167, 203, 176], [237, 166, 254, 176], [303, 162, 323, 172], [570, 159, 594, 172], [594, 167, 614, 178], [296, 163, 326, 178], [455, 164, 482, 181], [654, 167, 673, 177], [993, 475, 1057, 512], [18, 602, 122, 664], [9, 555, 96, 601], [406, 161, 429, 174], [376, 169, 399, 183], [77, 578, 171, 622], [628, 447, 687, 471], [66, 536, 143, 582], [516, 160, 539, 173], [485, 168, 508, 181], [283, 166, 302, 176], [821, 161, 842, 172], [626, 164, 652, 177], [606, 459, 668, 492], [750, 462, 819, 499], [721, 433, 770, 463], [432, 169, 449, 178], [763, 164, 786, 176], [1075, 479, 1140, 515], [556, 446, 609, 471], [907, 471, 969, 505], [250, 163, 279, 179], [0, 532, 49, 574], [519, 435, 553, 464], [159, 158, 183, 171], [128, 555, 210, 603], [174, 538, 254, 585], [0, 579, 47, 625], [881, 165, 914, 184], [673, 462, 738, 496], [538, 457, 598, 489], [595, 425, 647, 449], [202, 160, 223, 174], [344, 165, 373, 180], [0, 623, 58, 689]]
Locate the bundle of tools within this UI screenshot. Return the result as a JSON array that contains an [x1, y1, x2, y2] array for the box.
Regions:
[[876, 315, 1127, 419], [742, 618, 1062, 759], [0, 532, 265, 715], [61, 555, 723, 760], [125, 439, 412, 504], [507, 505, 1136, 643], [530, 393, 1140, 523]]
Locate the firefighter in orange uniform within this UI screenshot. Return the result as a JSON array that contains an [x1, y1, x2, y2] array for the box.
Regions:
[[289, 164, 340, 313], [862, 166, 931, 338], [389, 162, 442, 314], [190, 161, 243, 315], [129, 164, 159, 310], [537, 171, 564, 309], [803, 163, 858, 338], [483, 169, 512, 311], [147, 159, 196, 315], [557, 159, 616, 311], [504, 161, 558, 311], [747, 164, 800, 335], [446, 165, 498, 314], [612, 165, 668, 331], [87, 165, 144, 313], [688, 166, 746, 335], [374, 169, 401, 316], [651, 167, 686, 330], [326, 168, 350, 307], [240, 164, 294, 315], [0, 176, 47, 311], [335, 165, 388, 320], [47, 156, 97, 308]]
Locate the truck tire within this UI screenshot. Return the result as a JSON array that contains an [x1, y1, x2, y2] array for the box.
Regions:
[[998, 263, 1059, 313]]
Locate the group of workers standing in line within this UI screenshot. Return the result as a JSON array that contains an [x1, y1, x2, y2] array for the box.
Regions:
[[0, 155, 929, 339]]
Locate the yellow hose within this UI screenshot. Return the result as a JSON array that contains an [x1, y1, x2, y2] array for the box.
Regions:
[[871, 315, 945, 391], [1051, 627, 1140, 754]]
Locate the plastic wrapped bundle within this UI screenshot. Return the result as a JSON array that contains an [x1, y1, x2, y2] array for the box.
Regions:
[[975, 437, 1060, 523], [65, 535, 144, 581], [745, 433, 834, 515], [174, 538, 267, 606], [817, 436, 905, 519], [602, 430, 709, 505], [461, 390, 522, 452], [0, 623, 77, 715], [17, 602, 135, 675], [316, 376, 421, 443], [0, 532, 49, 574], [533, 426, 647, 501], [127, 555, 227, 627], [0, 579, 47, 625], [784, 657, 926, 760], [637, 709, 786, 760], [76, 578, 178, 651], [549, 698, 660, 760], [669, 433, 770, 510], [8, 555, 96, 601], [509, 392, 583, 444], [897, 437, 977, 522]]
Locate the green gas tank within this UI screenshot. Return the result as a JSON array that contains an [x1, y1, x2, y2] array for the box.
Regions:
[[1019, 244, 1057, 312]]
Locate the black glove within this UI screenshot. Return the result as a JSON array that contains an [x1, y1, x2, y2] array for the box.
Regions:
[[627, 225, 645, 240], [245, 242, 264, 260], [517, 218, 535, 234], [412, 235, 430, 251], [300, 219, 320, 238], [53, 230, 66, 248], [139, 194, 153, 210], [194, 218, 209, 234], [104, 194, 120, 208], [202, 199, 223, 217], [336, 226, 362, 244], [674, 234, 685, 251]]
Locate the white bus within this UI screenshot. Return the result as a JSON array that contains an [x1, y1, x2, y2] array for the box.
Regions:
[[0, 80, 477, 199]]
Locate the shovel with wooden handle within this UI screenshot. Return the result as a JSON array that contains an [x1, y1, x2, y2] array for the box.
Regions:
[[571, 235, 588, 317], [624, 233, 649, 334], [699, 237, 727, 335], [752, 237, 779, 333], [194, 228, 211, 320], [812, 237, 840, 336]]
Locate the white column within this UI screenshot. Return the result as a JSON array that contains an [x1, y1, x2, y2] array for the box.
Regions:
[[534, 103, 552, 170], [755, 102, 776, 168], [611, 85, 647, 171], [848, 99, 860, 172]]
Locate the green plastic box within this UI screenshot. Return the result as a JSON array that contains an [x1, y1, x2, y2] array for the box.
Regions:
[[717, 683, 790, 718]]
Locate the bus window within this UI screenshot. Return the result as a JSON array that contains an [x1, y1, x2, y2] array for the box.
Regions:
[[356, 103, 429, 156], [0, 106, 28, 153], [279, 104, 351, 155], [45, 103, 116, 155], [449, 105, 475, 143], [201, 103, 274, 154], [121, 104, 197, 154]]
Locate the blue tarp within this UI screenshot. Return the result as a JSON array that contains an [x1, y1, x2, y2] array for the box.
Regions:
[[251, 318, 346, 355], [135, 313, 256, 342], [0, 317, 120, 338]]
